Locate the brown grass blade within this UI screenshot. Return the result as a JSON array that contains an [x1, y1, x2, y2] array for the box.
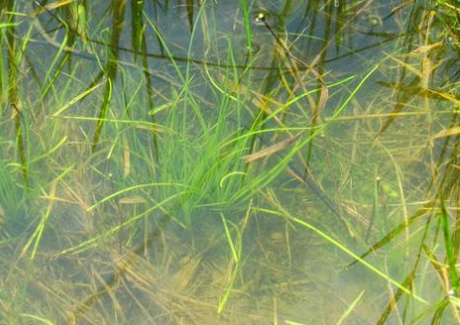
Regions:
[[242, 131, 304, 163]]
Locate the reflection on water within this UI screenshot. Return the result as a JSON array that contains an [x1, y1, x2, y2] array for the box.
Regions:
[[1, 0, 460, 324]]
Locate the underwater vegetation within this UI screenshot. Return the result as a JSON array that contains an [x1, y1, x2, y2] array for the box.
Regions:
[[2, 0, 460, 324]]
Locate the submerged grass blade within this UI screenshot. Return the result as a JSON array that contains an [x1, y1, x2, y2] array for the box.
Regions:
[[349, 199, 437, 266], [256, 207, 428, 304]]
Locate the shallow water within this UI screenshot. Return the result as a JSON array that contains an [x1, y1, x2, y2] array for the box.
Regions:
[[1, 0, 460, 324]]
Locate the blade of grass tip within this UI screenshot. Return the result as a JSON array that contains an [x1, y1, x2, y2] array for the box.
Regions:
[[336, 290, 365, 325], [441, 200, 460, 293], [256, 207, 428, 304]]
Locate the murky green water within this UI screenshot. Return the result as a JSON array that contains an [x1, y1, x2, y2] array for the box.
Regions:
[[1, 0, 460, 324]]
